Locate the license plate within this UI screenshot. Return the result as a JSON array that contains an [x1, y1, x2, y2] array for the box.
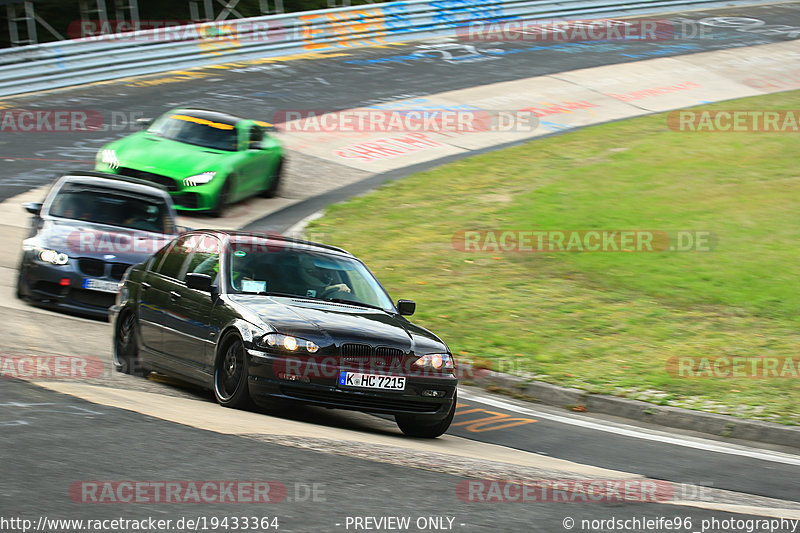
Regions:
[[82, 279, 118, 293], [339, 372, 406, 391]]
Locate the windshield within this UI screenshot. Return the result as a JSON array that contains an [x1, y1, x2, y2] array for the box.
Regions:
[[48, 186, 172, 234], [148, 113, 238, 151], [227, 241, 394, 311]]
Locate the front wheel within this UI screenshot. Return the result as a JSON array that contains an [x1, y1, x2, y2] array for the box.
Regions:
[[214, 335, 253, 409], [210, 177, 232, 218], [260, 159, 283, 198], [114, 311, 148, 376], [395, 394, 456, 438]]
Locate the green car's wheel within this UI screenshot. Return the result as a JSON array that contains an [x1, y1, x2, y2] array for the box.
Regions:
[[211, 176, 233, 218], [260, 159, 283, 198]]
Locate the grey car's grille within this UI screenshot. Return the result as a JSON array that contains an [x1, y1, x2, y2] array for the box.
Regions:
[[78, 258, 105, 277]]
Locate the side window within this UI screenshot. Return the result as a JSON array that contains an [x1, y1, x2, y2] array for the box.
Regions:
[[155, 235, 193, 280], [185, 235, 221, 282], [149, 242, 175, 272], [248, 126, 264, 149]]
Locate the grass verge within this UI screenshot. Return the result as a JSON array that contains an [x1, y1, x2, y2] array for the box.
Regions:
[[307, 90, 800, 425]]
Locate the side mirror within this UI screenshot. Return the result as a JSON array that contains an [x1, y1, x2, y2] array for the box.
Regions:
[[136, 117, 154, 128], [23, 202, 42, 216], [396, 299, 416, 316], [186, 272, 213, 292]]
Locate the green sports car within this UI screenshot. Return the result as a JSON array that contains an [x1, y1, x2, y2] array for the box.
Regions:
[[95, 108, 284, 216]]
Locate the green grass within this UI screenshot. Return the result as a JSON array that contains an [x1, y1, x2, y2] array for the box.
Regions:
[[307, 91, 800, 425]]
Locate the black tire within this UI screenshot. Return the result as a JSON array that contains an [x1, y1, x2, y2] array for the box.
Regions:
[[16, 271, 27, 300], [214, 334, 253, 409], [210, 177, 232, 218], [260, 159, 283, 198], [395, 393, 457, 438], [114, 311, 148, 376]]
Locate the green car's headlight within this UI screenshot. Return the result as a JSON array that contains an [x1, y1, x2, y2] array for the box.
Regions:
[[99, 149, 119, 169], [183, 172, 217, 187]]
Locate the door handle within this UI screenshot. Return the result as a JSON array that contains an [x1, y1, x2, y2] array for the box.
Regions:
[[169, 291, 182, 301], [141, 282, 151, 290]]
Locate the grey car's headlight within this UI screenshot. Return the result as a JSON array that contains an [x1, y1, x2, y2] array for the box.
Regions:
[[258, 333, 319, 353], [183, 172, 216, 187], [37, 248, 69, 265], [99, 149, 120, 169]]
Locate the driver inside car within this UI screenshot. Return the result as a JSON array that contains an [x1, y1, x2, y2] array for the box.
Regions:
[[297, 255, 350, 298]]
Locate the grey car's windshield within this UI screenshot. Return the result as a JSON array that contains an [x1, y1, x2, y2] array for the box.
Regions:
[[148, 113, 238, 151], [48, 186, 172, 234], [227, 240, 394, 311]]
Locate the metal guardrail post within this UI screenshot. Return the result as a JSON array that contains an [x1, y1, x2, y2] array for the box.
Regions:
[[6, 1, 38, 46]]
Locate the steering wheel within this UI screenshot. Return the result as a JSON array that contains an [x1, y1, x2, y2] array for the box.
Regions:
[[321, 286, 350, 299]]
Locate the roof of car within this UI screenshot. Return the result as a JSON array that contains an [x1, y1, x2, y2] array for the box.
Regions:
[[189, 229, 352, 256], [172, 108, 242, 125], [59, 171, 172, 197]]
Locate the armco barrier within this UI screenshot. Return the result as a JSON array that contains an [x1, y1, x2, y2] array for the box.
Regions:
[[0, 0, 776, 98]]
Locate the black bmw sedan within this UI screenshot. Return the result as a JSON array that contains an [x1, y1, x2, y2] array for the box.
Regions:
[[111, 230, 458, 438], [17, 172, 179, 318]]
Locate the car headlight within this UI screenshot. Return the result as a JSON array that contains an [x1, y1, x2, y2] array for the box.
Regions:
[[183, 172, 216, 187], [412, 353, 455, 372], [99, 149, 120, 169], [257, 333, 319, 353], [37, 248, 69, 265]]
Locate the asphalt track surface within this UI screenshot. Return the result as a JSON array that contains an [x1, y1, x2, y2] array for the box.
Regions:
[[1, 3, 800, 531], [2, 2, 800, 199]]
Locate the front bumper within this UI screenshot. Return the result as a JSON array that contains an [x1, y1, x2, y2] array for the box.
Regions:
[[246, 349, 457, 419], [95, 163, 220, 211], [18, 256, 124, 319]]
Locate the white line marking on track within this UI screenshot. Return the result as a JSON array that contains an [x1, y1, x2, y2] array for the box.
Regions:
[[459, 389, 800, 466]]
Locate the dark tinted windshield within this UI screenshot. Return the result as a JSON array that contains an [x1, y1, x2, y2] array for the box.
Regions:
[[48, 185, 172, 234], [227, 238, 394, 310], [148, 113, 238, 151]]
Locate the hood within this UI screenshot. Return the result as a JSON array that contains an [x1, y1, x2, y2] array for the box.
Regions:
[[229, 295, 448, 354], [109, 132, 228, 177], [28, 219, 173, 263]]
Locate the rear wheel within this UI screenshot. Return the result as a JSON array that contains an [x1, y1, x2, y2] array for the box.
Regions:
[[395, 393, 456, 438], [214, 334, 252, 409], [260, 159, 283, 198], [114, 311, 148, 376]]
